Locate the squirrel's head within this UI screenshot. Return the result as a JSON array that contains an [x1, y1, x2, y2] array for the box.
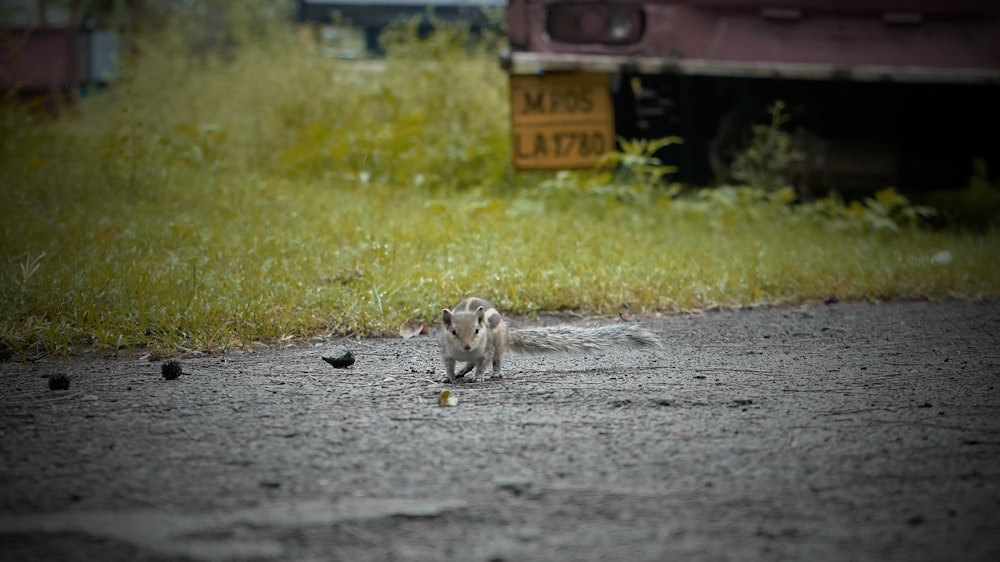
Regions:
[[442, 305, 487, 351]]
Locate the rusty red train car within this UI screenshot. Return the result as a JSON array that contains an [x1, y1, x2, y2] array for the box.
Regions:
[[502, 0, 1000, 192]]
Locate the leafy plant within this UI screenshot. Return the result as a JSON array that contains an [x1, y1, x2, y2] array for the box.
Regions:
[[535, 136, 683, 205], [731, 100, 805, 191], [795, 188, 937, 233], [916, 159, 1000, 230], [599, 136, 684, 192]]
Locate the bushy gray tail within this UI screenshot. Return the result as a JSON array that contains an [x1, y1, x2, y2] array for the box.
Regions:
[[507, 324, 660, 355]]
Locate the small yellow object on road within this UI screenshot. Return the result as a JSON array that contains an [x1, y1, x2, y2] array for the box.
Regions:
[[437, 390, 458, 407]]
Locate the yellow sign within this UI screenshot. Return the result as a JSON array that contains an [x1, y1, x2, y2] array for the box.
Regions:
[[510, 72, 615, 170]]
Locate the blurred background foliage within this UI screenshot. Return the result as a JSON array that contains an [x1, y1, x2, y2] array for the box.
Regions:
[[1, 2, 997, 356]]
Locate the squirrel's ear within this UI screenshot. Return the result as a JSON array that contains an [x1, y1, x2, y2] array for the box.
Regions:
[[442, 309, 453, 326], [475, 306, 485, 324]]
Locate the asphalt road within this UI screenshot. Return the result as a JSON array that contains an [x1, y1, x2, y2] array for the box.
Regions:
[[1, 299, 998, 561]]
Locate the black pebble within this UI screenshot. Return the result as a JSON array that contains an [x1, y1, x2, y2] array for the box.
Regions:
[[161, 360, 183, 380], [48, 374, 70, 390], [322, 350, 356, 368]]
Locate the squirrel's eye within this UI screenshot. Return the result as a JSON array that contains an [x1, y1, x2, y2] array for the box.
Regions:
[[474, 328, 479, 334], [451, 328, 457, 336]]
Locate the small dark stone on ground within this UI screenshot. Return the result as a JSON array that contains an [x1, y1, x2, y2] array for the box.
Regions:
[[47, 374, 70, 391], [161, 360, 183, 380], [322, 349, 355, 368]]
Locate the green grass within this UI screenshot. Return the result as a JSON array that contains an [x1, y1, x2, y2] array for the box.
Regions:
[[2, 22, 998, 356]]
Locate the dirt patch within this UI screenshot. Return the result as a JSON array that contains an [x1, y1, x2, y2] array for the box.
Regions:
[[1, 300, 999, 561]]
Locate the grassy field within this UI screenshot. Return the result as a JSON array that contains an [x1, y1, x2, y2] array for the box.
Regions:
[[2, 21, 998, 356]]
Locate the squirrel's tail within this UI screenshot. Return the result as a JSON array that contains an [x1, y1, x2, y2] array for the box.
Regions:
[[507, 324, 660, 355]]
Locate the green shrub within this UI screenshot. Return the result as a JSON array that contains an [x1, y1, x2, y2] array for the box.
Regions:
[[730, 100, 805, 191]]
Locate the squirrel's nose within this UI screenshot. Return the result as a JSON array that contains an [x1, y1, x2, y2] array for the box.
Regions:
[[463, 345, 471, 351]]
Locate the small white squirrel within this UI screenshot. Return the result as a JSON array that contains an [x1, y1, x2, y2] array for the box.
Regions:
[[440, 297, 660, 383]]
